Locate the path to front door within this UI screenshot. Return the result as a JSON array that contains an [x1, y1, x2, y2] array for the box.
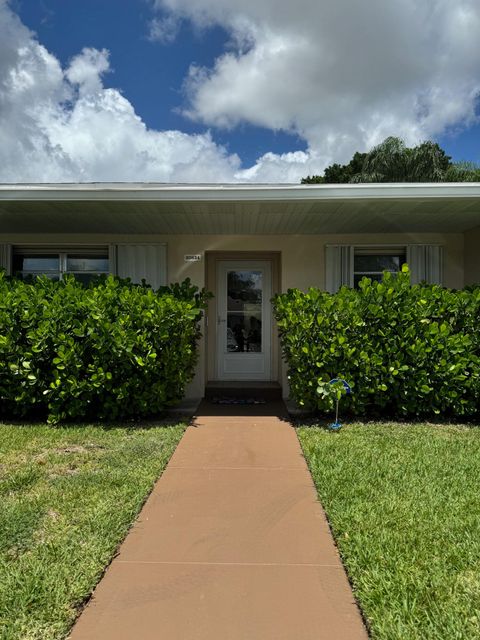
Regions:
[[69, 402, 367, 640]]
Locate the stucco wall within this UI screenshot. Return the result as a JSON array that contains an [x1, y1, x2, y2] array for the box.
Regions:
[[165, 233, 464, 291], [1, 231, 464, 289], [464, 225, 480, 286], [0, 232, 465, 399]]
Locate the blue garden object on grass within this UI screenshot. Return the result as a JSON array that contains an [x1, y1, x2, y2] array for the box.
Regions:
[[329, 421, 343, 432], [328, 378, 352, 431]]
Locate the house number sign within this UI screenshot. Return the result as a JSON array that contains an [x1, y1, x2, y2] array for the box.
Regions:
[[184, 254, 202, 262]]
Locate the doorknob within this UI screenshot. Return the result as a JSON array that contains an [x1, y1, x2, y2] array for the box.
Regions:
[[217, 316, 226, 324]]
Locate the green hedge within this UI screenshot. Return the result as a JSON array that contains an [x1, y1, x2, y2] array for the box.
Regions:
[[273, 266, 480, 419], [0, 274, 209, 423]]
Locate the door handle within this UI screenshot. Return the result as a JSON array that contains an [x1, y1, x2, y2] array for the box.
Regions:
[[217, 316, 226, 324]]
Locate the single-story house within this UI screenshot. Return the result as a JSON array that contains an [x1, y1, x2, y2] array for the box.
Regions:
[[1, 182, 480, 403]]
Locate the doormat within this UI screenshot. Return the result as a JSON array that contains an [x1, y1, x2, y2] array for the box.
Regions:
[[211, 396, 266, 405]]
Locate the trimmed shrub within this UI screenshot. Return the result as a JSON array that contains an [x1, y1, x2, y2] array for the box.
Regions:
[[273, 266, 480, 419], [0, 273, 209, 423]]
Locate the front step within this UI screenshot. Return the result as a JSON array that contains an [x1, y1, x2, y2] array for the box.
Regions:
[[205, 381, 282, 402]]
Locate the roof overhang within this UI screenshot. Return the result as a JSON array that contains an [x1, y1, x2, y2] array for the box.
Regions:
[[1, 182, 479, 234]]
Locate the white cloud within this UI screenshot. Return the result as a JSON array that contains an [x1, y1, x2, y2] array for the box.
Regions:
[[1, 0, 479, 184], [65, 48, 110, 96], [155, 0, 480, 168], [0, 1, 241, 182], [148, 14, 182, 44], [239, 150, 321, 183]]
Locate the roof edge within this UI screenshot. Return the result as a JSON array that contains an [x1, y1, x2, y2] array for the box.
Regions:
[[0, 182, 479, 202]]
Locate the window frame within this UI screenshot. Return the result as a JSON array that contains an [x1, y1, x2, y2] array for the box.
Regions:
[[12, 246, 110, 281], [353, 245, 406, 288]]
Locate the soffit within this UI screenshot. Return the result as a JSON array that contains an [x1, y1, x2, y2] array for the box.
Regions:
[[0, 194, 479, 234]]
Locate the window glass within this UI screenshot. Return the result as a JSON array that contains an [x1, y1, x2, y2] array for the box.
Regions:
[[353, 251, 405, 288], [12, 250, 109, 282], [66, 256, 109, 272], [18, 272, 61, 281], [226, 270, 263, 353], [68, 272, 103, 285], [354, 254, 402, 273], [14, 255, 59, 272]]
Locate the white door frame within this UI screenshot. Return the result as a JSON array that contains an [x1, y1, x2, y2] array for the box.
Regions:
[[216, 260, 272, 381]]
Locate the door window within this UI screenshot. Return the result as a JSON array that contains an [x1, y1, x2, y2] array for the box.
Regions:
[[226, 270, 263, 353]]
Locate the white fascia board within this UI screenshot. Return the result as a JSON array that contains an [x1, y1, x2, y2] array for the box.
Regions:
[[0, 182, 479, 202]]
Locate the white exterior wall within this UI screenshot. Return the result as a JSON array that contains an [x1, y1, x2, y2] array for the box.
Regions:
[[464, 225, 480, 286], [0, 232, 465, 399]]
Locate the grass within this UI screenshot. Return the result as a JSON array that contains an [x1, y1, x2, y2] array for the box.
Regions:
[[298, 421, 480, 640], [0, 421, 185, 640]]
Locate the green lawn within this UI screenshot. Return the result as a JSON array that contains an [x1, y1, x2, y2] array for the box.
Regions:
[[298, 422, 480, 640], [0, 421, 185, 640]]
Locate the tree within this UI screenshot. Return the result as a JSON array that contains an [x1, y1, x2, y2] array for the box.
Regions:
[[444, 161, 480, 182], [408, 140, 451, 181], [354, 137, 451, 182], [301, 174, 325, 184], [301, 151, 367, 184], [300, 136, 469, 184]]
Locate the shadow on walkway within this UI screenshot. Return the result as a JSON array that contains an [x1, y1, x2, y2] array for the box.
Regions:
[[194, 399, 290, 421]]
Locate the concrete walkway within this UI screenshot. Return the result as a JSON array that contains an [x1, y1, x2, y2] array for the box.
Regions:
[[70, 402, 368, 640]]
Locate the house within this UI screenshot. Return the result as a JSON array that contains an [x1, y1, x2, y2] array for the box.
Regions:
[[1, 182, 479, 404]]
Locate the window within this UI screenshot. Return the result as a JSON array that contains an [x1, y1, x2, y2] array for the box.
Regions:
[[326, 244, 443, 293], [12, 248, 109, 283], [353, 248, 406, 288]]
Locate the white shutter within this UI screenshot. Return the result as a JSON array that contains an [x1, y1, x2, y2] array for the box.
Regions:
[[407, 245, 443, 285], [0, 244, 12, 275], [325, 245, 353, 293], [108, 244, 117, 276], [116, 244, 167, 289]]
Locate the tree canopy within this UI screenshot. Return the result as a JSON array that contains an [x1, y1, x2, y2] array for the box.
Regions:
[[301, 136, 480, 184]]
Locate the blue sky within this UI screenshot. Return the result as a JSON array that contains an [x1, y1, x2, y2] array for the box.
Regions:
[[15, 0, 307, 168], [1, 0, 479, 182], [438, 119, 480, 166]]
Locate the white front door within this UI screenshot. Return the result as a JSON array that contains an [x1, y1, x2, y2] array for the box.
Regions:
[[216, 260, 272, 380]]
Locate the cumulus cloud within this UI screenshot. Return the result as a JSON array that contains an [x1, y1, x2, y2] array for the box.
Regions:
[[155, 0, 480, 168], [0, 1, 240, 182], [1, 0, 479, 183], [239, 150, 321, 183], [148, 14, 182, 44], [65, 48, 110, 96]]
